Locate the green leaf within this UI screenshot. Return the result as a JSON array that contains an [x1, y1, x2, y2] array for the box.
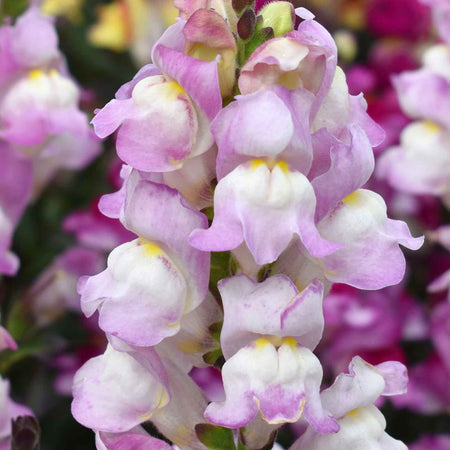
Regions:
[[209, 321, 223, 343], [209, 251, 232, 298], [0, 338, 56, 374], [6, 300, 34, 341], [195, 424, 236, 450]]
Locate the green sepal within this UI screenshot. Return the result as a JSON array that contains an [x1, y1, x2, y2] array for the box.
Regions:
[[209, 321, 223, 343], [209, 251, 232, 298], [195, 423, 236, 450], [202, 347, 224, 367], [241, 27, 275, 65]]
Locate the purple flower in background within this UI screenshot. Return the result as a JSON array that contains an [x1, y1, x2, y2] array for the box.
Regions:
[[367, 0, 431, 40]]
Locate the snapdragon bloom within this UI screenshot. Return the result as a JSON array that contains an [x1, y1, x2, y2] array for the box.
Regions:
[[71, 2, 422, 448], [291, 356, 408, 450]]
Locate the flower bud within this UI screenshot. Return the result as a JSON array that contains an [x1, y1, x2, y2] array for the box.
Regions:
[[184, 9, 237, 97], [258, 1, 294, 37], [237, 8, 256, 40]]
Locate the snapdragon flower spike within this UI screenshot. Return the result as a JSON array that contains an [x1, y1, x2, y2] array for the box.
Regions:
[[277, 189, 424, 290], [218, 274, 324, 359], [0, 143, 32, 275], [79, 178, 209, 347], [205, 337, 338, 433], [190, 158, 341, 265], [291, 356, 408, 450], [72, 344, 170, 433], [239, 8, 337, 119], [92, 17, 222, 173]]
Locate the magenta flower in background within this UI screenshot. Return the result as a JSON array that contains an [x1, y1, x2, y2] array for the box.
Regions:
[[367, 0, 431, 40]]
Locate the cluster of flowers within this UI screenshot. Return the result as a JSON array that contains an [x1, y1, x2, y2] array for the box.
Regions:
[[69, 1, 426, 448], [308, 0, 450, 425], [291, 0, 450, 446], [375, 0, 450, 437], [0, 4, 100, 445], [0, 4, 100, 276]]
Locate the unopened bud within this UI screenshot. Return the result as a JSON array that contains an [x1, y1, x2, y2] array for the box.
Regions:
[[237, 8, 256, 40], [258, 1, 294, 37], [12, 416, 40, 450], [261, 26, 274, 40]]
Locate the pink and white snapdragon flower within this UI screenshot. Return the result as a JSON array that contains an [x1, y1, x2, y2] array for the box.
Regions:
[[71, 1, 423, 448]]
